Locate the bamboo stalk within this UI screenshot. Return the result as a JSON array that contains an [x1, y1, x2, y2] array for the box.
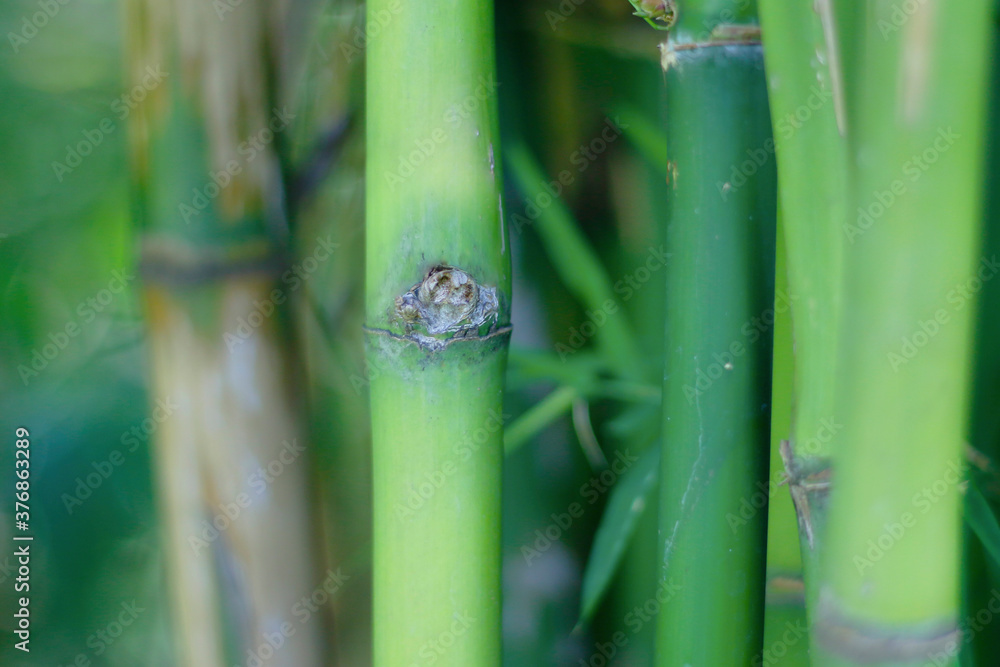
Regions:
[[815, 2, 994, 665], [653, 2, 776, 663], [126, 0, 326, 664], [364, 0, 509, 663], [756, 0, 849, 649], [760, 218, 810, 667]]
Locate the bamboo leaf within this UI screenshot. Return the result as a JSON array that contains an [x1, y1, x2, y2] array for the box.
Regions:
[[504, 385, 579, 456], [612, 103, 668, 173], [506, 348, 604, 391], [579, 443, 660, 625], [966, 480, 1000, 568], [506, 143, 642, 379]]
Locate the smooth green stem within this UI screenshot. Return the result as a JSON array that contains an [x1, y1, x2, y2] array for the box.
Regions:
[[816, 2, 993, 665], [656, 31, 776, 666], [365, 0, 508, 663], [760, 216, 811, 667], [368, 335, 506, 667], [756, 0, 846, 466], [757, 0, 848, 648]]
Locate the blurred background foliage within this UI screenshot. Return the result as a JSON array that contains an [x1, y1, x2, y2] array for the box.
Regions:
[[2, 0, 1000, 665]]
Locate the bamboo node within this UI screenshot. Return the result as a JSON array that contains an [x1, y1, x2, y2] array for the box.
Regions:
[[388, 265, 502, 349], [816, 589, 961, 662]]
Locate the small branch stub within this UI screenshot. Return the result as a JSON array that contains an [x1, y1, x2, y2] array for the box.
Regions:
[[779, 439, 830, 550], [390, 265, 501, 349]]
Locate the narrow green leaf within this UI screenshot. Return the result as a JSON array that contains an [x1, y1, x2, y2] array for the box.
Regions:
[[506, 143, 642, 379], [504, 385, 579, 456], [966, 479, 1000, 568], [612, 103, 668, 173], [506, 348, 604, 391], [578, 443, 660, 625]]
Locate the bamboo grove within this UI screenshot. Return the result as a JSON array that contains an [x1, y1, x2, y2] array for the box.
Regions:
[[7, 0, 1000, 666]]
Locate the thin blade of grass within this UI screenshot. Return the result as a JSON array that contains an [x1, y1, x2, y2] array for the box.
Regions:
[[579, 443, 661, 626], [966, 480, 1000, 569], [507, 143, 642, 378]]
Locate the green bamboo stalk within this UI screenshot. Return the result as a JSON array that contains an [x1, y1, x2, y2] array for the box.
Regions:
[[364, 0, 508, 663], [756, 0, 849, 647], [653, 2, 776, 664], [815, 3, 993, 665], [760, 217, 811, 667], [126, 0, 326, 665]]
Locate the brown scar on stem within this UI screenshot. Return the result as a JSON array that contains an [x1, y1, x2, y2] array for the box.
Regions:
[[780, 439, 830, 550], [709, 24, 762, 42], [367, 265, 506, 351], [666, 160, 679, 189], [659, 24, 761, 74], [765, 575, 806, 606]]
